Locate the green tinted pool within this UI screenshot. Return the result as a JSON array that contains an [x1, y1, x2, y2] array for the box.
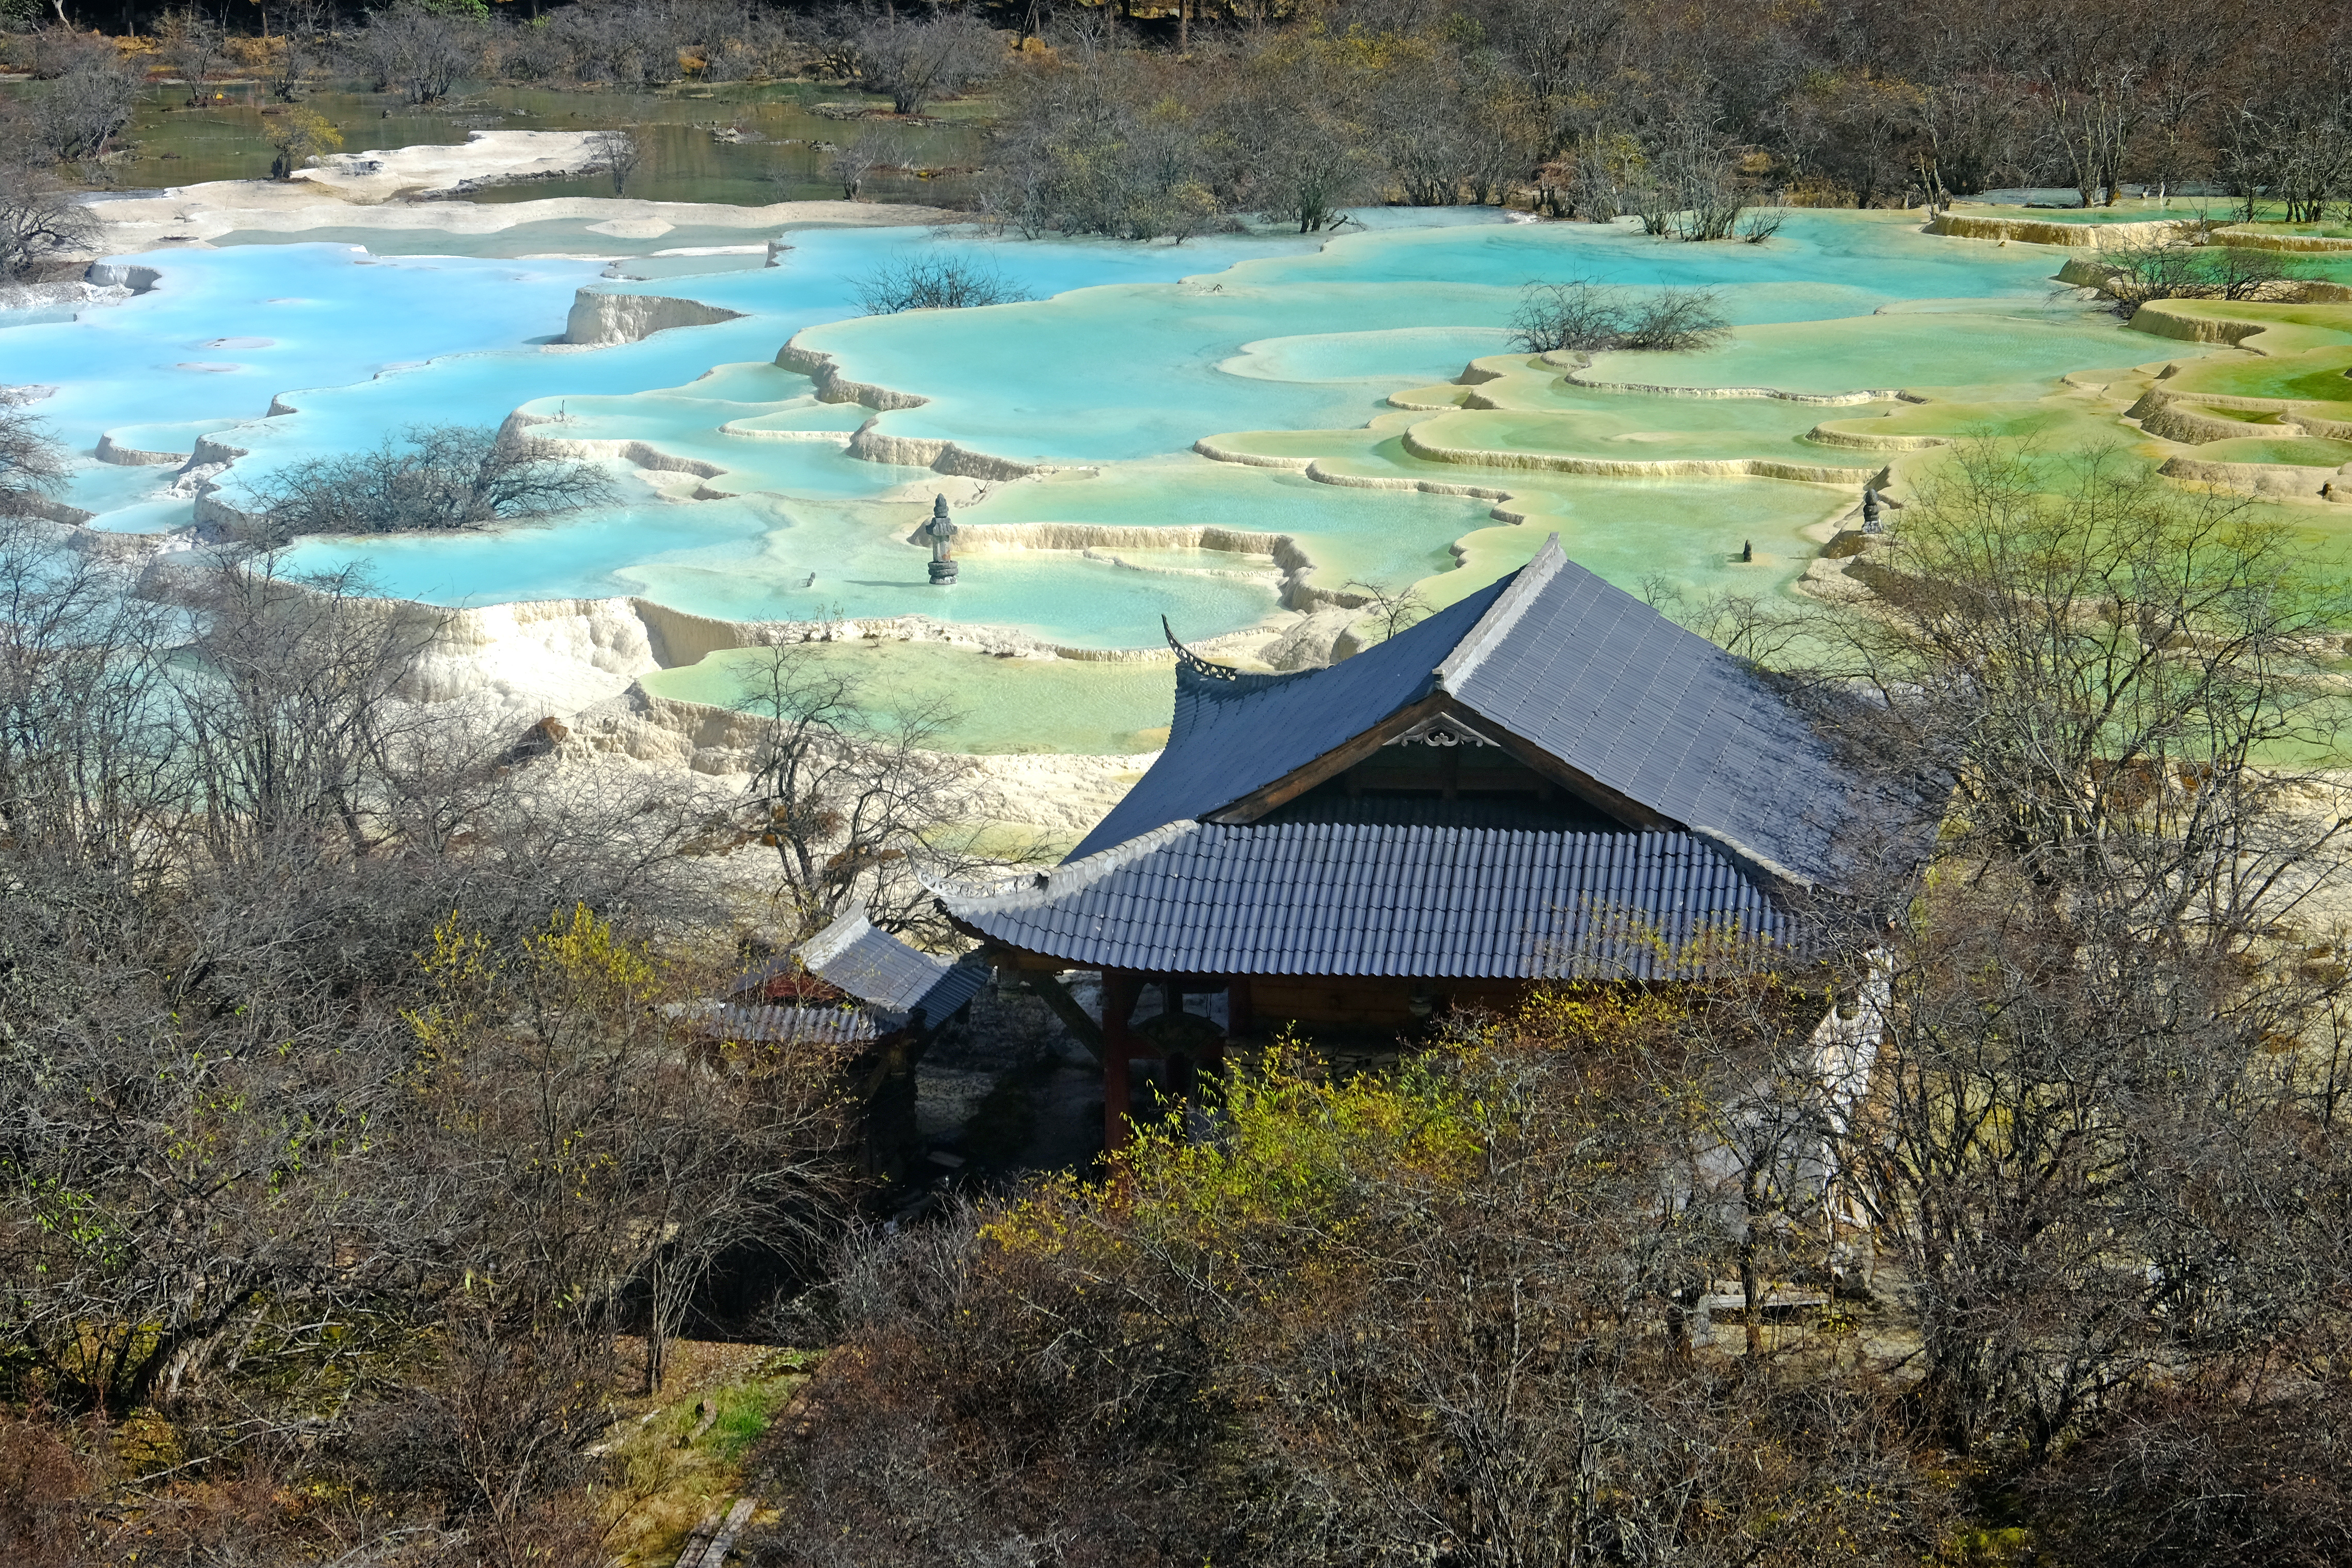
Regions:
[[640, 639, 1178, 754]]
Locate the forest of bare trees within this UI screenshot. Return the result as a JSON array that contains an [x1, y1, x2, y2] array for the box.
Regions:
[[3, 0, 2347, 238], [0, 402, 870, 1561]]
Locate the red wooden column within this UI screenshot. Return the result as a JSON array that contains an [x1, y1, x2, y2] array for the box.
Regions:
[[1100, 969, 1143, 1154], [1206, 974, 1251, 1091]]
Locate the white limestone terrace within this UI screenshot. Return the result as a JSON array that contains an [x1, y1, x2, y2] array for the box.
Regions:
[[21, 204, 2214, 823], [295, 129, 607, 202], [74, 132, 960, 254]]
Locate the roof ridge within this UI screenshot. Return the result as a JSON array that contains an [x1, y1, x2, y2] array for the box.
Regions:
[[928, 820, 1204, 908], [796, 907, 870, 969], [1433, 533, 1567, 694]]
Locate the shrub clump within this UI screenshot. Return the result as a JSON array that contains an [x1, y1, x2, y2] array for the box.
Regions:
[[851, 251, 1030, 315], [231, 422, 616, 545], [1509, 278, 1734, 354], [2096, 230, 2310, 316]]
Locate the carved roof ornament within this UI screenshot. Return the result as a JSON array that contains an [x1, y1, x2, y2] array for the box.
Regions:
[[1387, 712, 1500, 748], [1161, 615, 1242, 681]]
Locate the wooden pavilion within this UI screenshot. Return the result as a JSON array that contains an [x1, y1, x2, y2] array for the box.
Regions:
[[931, 536, 1868, 1150]]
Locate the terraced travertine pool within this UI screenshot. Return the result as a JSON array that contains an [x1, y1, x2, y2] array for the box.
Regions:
[[11, 200, 2352, 754]]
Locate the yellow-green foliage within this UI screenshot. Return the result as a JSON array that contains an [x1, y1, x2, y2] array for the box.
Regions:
[[263, 106, 342, 176], [984, 987, 1707, 1288], [529, 901, 660, 1003], [781, 984, 1958, 1566], [983, 1033, 1477, 1286], [408, 903, 659, 1065]]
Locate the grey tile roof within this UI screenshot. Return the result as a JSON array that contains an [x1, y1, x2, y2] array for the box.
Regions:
[[1069, 536, 1858, 889], [1064, 576, 1514, 861], [700, 1003, 882, 1048], [799, 910, 955, 1014], [911, 961, 988, 1025], [936, 822, 1805, 981], [1438, 541, 1852, 887], [728, 910, 988, 1030]]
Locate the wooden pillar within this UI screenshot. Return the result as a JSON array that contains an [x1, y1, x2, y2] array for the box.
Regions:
[[1101, 969, 1142, 1154], [1193, 973, 1245, 1092]]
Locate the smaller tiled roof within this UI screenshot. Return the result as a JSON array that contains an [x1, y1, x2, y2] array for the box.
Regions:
[[727, 910, 987, 1031], [935, 822, 1805, 981], [702, 1003, 881, 1048]]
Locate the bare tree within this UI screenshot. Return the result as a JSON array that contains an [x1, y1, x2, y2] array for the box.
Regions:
[[693, 0, 801, 84], [850, 250, 1027, 314], [0, 511, 182, 880], [2224, 80, 2352, 224], [0, 387, 72, 509], [2135, 7, 2230, 201], [351, 2, 482, 104], [1909, 75, 2036, 202], [1373, 49, 1481, 207], [1560, 127, 1647, 220], [230, 423, 617, 543], [156, 6, 226, 106], [1801, 439, 2352, 941], [1230, 61, 1375, 234], [2034, 33, 2149, 210], [585, 126, 641, 195], [353, 1316, 620, 1564], [0, 561, 437, 1419], [1746, 436, 2352, 1467], [0, 515, 753, 1430], [1640, 574, 1813, 663], [850, 8, 1002, 116], [535, 0, 693, 87], [1511, 280, 1731, 353], [986, 39, 1241, 241], [406, 903, 846, 1391], [12, 50, 139, 169], [2095, 231, 2308, 314], [265, 0, 338, 101], [1618, 285, 1732, 350], [1509, 277, 1624, 352], [1339, 577, 1432, 643], [822, 122, 910, 200], [736, 626, 1035, 941]]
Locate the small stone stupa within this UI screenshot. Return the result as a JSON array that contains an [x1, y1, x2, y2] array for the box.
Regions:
[[922, 494, 959, 585]]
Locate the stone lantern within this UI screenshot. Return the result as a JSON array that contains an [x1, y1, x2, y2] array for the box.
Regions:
[[921, 494, 958, 585]]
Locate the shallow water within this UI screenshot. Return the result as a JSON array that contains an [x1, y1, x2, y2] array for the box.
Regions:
[[19, 201, 2351, 750], [640, 640, 1179, 754], [21, 78, 986, 205]]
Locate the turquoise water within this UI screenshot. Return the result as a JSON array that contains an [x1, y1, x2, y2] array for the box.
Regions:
[[640, 641, 1180, 754], [5, 204, 2190, 663]]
